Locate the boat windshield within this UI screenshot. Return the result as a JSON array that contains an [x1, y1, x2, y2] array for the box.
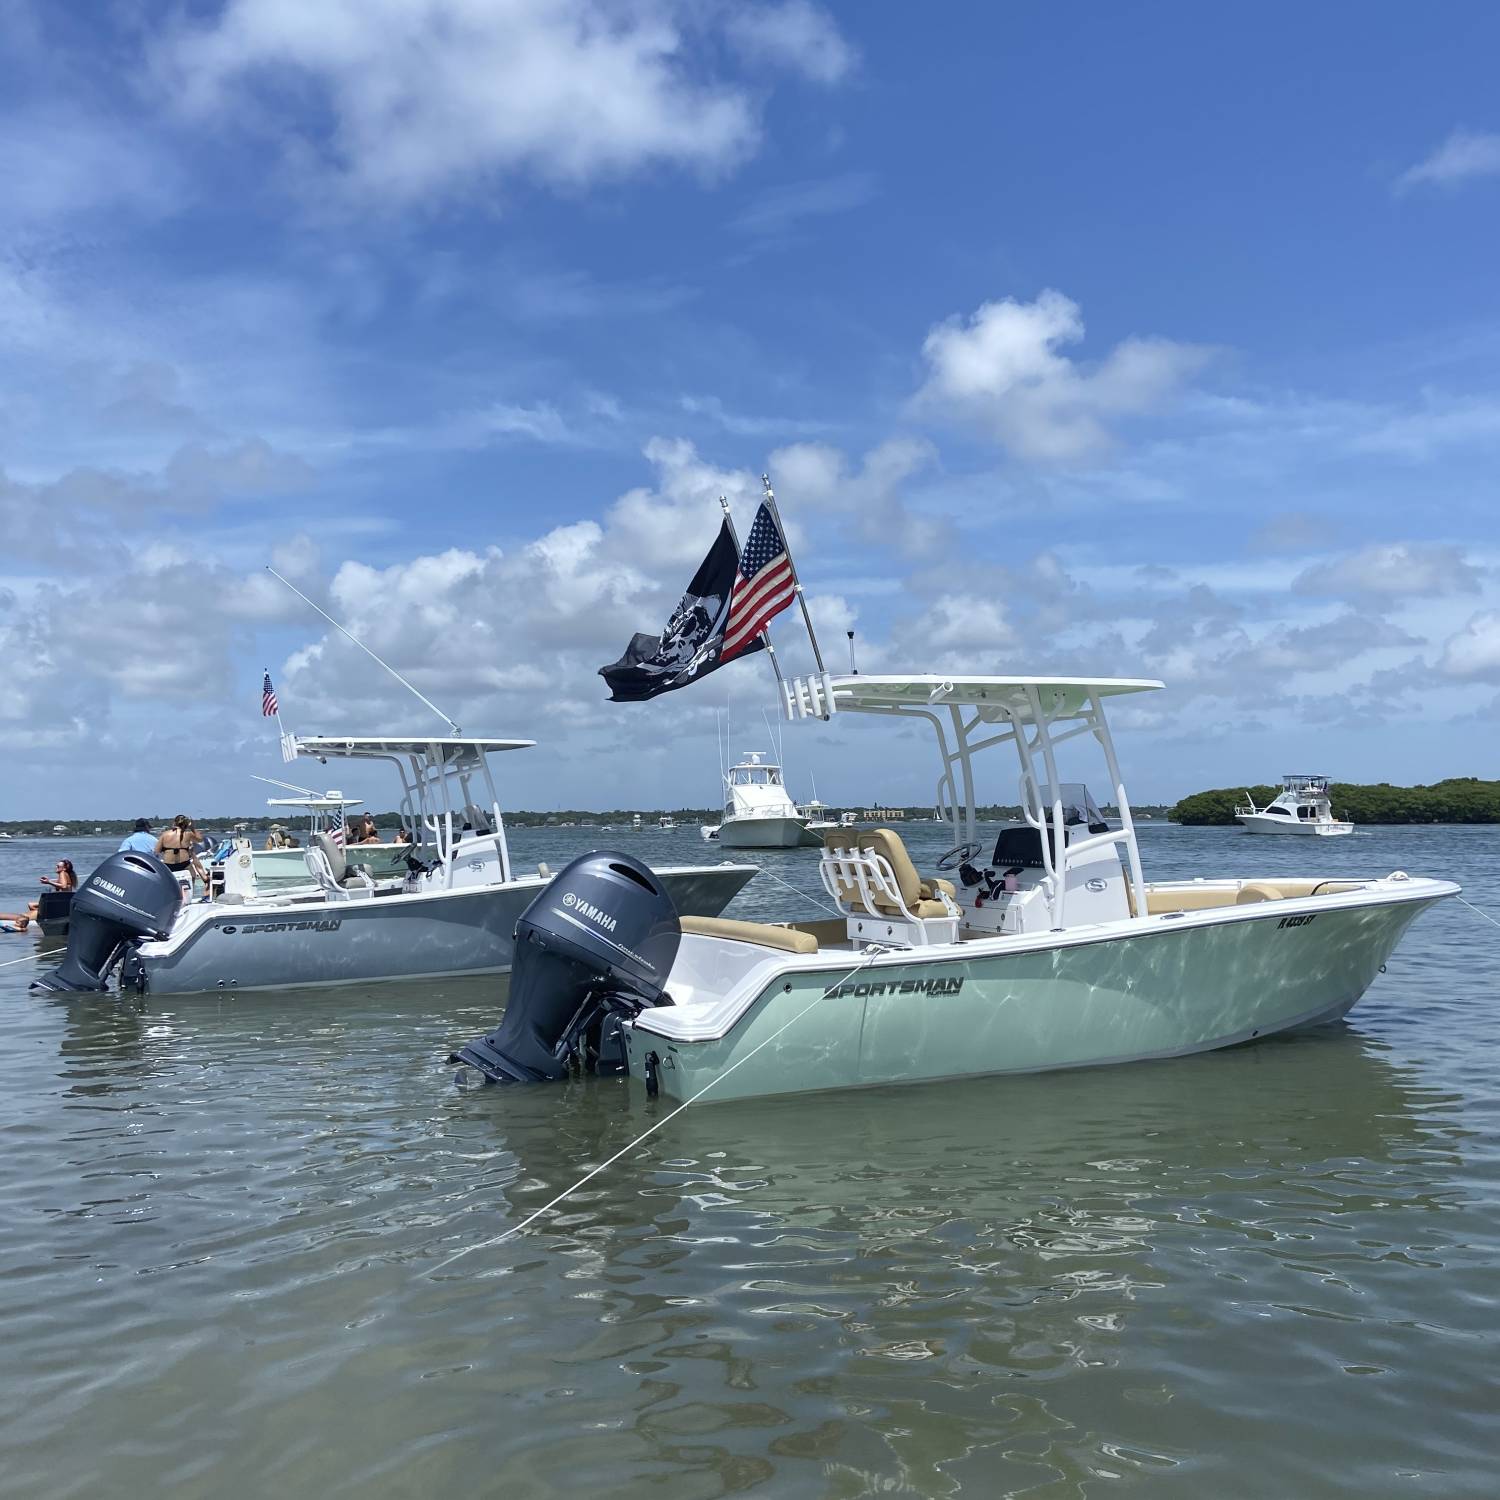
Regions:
[[1034, 782, 1110, 832]]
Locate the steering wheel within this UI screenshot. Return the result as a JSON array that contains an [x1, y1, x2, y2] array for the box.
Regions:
[[935, 841, 984, 871]]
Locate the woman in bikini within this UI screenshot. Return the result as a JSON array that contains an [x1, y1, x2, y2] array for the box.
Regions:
[[2, 860, 77, 931], [157, 815, 206, 894]]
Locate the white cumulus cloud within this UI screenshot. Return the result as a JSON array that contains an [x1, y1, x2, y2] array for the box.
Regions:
[[914, 290, 1211, 462], [156, 0, 853, 204], [1440, 611, 1500, 680], [1293, 542, 1483, 598], [1395, 128, 1500, 193], [724, 1, 856, 85], [769, 436, 943, 555]]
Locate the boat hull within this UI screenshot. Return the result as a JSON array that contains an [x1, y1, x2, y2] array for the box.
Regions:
[[1236, 814, 1353, 836], [624, 885, 1450, 1102], [715, 816, 821, 849], [127, 864, 756, 995]]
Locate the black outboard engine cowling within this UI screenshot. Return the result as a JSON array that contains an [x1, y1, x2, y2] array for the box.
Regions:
[[30, 852, 182, 993], [450, 851, 680, 1085]]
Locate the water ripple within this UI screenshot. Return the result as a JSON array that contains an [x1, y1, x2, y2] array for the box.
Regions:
[[2, 826, 1499, 1496]]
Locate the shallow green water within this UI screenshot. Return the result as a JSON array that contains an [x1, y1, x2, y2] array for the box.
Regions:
[[2, 825, 1497, 1497]]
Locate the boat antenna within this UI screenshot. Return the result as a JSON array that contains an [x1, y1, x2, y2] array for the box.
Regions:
[[251, 773, 319, 797], [761, 708, 776, 768], [265, 566, 462, 735], [847, 630, 857, 674]]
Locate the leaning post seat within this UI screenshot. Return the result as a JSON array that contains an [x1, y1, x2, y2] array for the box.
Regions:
[[819, 828, 960, 947]]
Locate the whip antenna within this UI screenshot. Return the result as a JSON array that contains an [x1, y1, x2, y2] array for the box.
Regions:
[[265, 566, 462, 735]]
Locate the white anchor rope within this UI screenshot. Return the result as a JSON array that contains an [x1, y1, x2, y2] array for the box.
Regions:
[[431, 945, 892, 1274], [749, 861, 844, 919], [0, 948, 46, 970], [1456, 894, 1500, 930]]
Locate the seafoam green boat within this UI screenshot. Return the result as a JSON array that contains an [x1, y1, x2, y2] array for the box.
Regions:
[[617, 674, 1458, 1103], [248, 794, 411, 885]]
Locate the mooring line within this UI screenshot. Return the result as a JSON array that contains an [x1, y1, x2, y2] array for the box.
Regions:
[[751, 862, 844, 919], [432, 945, 891, 1274], [1456, 895, 1500, 931], [0, 949, 46, 970]]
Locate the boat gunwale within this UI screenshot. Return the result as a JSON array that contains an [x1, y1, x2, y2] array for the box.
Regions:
[[138, 860, 761, 953], [629, 875, 1460, 1044]]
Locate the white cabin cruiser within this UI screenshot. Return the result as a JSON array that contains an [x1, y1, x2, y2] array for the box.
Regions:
[[106, 735, 755, 996], [1237, 775, 1353, 837], [556, 675, 1452, 1103], [701, 751, 823, 849]]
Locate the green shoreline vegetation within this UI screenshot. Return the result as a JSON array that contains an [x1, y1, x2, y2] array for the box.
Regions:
[[1170, 778, 1500, 826], [1, 803, 1178, 837], [4, 785, 1494, 835]]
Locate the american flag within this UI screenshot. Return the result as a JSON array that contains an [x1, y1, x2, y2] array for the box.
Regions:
[[261, 671, 279, 717], [328, 803, 345, 847], [722, 503, 796, 661]]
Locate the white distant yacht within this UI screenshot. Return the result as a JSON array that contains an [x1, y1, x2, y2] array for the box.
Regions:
[[700, 750, 823, 849], [1236, 775, 1353, 837]]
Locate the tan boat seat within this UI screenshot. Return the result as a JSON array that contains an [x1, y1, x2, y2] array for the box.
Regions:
[[678, 915, 819, 954], [1236, 881, 1286, 905], [1146, 877, 1366, 915], [824, 827, 951, 916], [1146, 887, 1236, 913]]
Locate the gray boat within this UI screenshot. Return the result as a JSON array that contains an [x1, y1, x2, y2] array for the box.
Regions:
[[125, 734, 755, 995]]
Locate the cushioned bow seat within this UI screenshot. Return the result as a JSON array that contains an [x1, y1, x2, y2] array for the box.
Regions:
[[679, 915, 819, 953]]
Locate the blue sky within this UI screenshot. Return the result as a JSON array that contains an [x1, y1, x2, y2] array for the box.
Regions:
[[2, 1, 1498, 820]]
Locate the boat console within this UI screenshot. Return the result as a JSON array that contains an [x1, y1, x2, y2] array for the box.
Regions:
[[950, 791, 1133, 936]]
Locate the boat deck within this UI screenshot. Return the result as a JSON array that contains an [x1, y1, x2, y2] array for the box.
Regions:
[[735, 877, 1374, 956]]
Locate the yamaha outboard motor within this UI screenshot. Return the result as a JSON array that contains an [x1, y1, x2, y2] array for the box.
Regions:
[[30, 852, 182, 993], [450, 851, 680, 1086]]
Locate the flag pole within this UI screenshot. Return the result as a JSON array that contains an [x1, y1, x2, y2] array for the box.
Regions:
[[720, 495, 786, 691], [265, 665, 299, 763], [265, 666, 284, 738], [760, 475, 826, 675]]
